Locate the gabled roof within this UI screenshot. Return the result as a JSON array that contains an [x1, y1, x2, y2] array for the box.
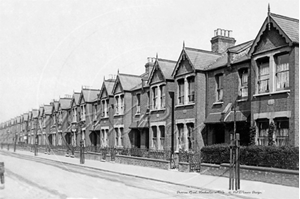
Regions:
[[112, 73, 142, 93], [44, 105, 53, 115], [32, 109, 39, 118], [271, 13, 299, 43], [53, 101, 60, 112], [100, 79, 116, 98], [148, 58, 177, 84], [79, 89, 101, 104], [59, 98, 72, 110], [39, 106, 44, 117], [249, 12, 299, 55], [205, 40, 253, 70], [72, 92, 81, 107], [23, 113, 29, 121], [172, 47, 221, 76]]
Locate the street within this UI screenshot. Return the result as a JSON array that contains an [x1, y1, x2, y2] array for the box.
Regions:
[[0, 152, 241, 199]]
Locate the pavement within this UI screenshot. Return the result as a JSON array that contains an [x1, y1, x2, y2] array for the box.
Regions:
[[1, 149, 299, 199]]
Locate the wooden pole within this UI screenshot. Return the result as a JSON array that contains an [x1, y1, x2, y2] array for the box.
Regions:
[[229, 133, 233, 190]]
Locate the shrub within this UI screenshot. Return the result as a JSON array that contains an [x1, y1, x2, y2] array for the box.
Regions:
[[201, 144, 299, 170]]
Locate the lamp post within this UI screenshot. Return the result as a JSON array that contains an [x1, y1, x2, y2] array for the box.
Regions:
[[229, 99, 240, 190], [34, 119, 38, 156]]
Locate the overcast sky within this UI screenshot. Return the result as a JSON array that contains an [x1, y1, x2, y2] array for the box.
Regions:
[[0, 0, 298, 122]]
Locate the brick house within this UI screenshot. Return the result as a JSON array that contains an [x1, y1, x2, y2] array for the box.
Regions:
[[111, 73, 142, 148], [204, 37, 253, 146], [70, 92, 81, 147], [43, 104, 53, 146], [171, 46, 221, 151], [58, 97, 72, 146], [37, 106, 44, 145], [98, 78, 116, 148], [22, 113, 29, 144], [78, 88, 101, 147], [147, 57, 177, 150], [49, 100, 60, 146], [249, 12, 299, 146], [128, 58, 155, 149]]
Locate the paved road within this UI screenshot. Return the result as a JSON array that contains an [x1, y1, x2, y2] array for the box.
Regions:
[[0, 152, 244, 199]]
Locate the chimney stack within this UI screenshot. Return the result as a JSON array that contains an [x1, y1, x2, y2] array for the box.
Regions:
[[145, 57, 155, 74], [211, 29, 236, 53]]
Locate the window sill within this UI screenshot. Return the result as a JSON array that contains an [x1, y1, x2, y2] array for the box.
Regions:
[[114, 114, 124, 117], [212, 101, 224, 105], [175, 103, 195, 108], [253, 90, 290, 97], [135, 113, 141, 116], [150, 108, 166, 112], [237, 98, 248, 102]]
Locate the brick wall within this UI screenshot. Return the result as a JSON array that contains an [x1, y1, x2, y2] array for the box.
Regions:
[[200, 163, 299, 187], [115, 154, 170, 170]]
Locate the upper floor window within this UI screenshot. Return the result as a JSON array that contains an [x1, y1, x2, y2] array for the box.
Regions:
[[239, 68, 248, 98], [80, 105, 86, 121], [136, 93, 141, 114], [102, 99, 109, 118], [275, 54, 289, 90], [187, 76, 195, 103], [160, 85, 166, 108], [94, 104, 97, 120], [151, 84, 166, 110], [72, 108, 77, 122], [115, 94, 124, 115], [177, 79, 184, 104], [215, 74, 223, 101], [257, 58, 270, 93], [146, 91, 150, 112]]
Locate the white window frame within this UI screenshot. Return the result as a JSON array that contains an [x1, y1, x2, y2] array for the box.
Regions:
[[215, 74, 224, 102]]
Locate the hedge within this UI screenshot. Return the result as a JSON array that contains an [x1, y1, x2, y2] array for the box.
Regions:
[[201, 144, 299, 170]]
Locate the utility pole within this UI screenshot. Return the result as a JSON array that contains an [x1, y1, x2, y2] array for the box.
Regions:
[[229, 100, 240, 190]]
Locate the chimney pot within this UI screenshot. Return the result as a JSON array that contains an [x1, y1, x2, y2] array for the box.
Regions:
[[211, 28, 236, 53]]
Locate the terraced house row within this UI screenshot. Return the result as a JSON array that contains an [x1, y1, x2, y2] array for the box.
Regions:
[[0, 11, 299, 151]]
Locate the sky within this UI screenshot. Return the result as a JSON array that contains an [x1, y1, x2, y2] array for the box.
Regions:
[[0, 0, 298, 122]]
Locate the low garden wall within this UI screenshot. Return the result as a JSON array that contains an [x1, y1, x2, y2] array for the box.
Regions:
[[200, 163, 299, 187], [115, 154, 170, 170]]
